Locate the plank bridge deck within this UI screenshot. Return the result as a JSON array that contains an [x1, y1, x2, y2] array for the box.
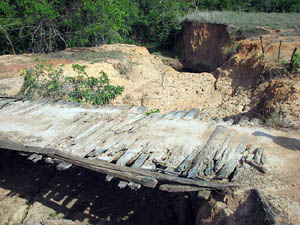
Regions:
[[0, 97, 265, 192]]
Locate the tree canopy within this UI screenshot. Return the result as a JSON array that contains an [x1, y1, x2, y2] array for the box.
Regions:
[[0, 0, 299, 55]]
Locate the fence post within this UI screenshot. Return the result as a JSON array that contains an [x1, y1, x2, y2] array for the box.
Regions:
[[278, 40, 282, 60], [260, 36, 265, 57]]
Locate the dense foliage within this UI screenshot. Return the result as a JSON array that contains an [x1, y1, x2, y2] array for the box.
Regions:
[[20, 63, 124, 105], [1, 0, 299, 54]]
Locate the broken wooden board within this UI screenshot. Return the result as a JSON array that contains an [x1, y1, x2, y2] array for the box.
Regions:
[[0, 97, 266, 192]]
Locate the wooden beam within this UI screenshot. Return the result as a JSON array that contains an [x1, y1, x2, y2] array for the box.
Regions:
[[0, 138, 239, 191]]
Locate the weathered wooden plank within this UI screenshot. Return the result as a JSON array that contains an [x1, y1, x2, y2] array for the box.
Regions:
[[0, 98, 17, 109], [0, 139, 56, 155], [183, 109, 199, 120], [105, 175, 114, 182], [96, 146, 127, 162], [118, 181, 129, 189], [86, 147, 107, 158], [215, 139, 247, 179], [176, 147, 202, 174], [57, 162, 72, 171], [54, 151, 237, 189], [69, 119, 125, 157], [127, 182, 141, 191], [27, 153, 43, 163], [187, 125, 227, 178], [129, 106, 147, 114], [214, 134, 233, 161], [159, 184, 209, 192], [96, 132, 141, 161], [110, 114, 145, 133], [245, 159, 267, 174], [73, 120, 106, 144], [174, 111, 187, 119], [1, 137, 238, 190], [163, 110, 178, 119], [214, 142, 234, 173], [116, 140, 148, 166], [131, 152, 150, 168], [115, 142, 149, 190]]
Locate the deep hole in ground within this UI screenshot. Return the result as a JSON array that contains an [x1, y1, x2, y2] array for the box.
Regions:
[[0, 149, 276, 225]]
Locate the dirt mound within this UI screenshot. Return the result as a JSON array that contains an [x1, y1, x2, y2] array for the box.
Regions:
[[250, 80, 296, 118]]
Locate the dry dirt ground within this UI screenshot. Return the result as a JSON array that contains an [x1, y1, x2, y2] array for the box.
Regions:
[[0, 28, 300, 224]]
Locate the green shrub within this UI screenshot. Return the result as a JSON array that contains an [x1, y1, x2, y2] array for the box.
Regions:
[[290, 52, 300, 72], [146, 108, 160, 116], [20, 63, 124, 105]]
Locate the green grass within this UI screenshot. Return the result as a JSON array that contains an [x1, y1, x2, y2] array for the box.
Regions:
[[180, 11, 300, 31]]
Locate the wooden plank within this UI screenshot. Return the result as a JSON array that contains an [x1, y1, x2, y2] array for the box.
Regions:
[[96, 132, 141, 161], [1, 138, 238, 190], [187, 125, 227, 178], [54, 151, 238, 190], [69, 119, 125, 157], [159, 184, 209, 192], [214, 134, 233, 161], [130, 152, 149, 168], [27, 153, 43, 163], [163, 110, 178, 119], [0, 98, 17, 109], [129, 106, 147, 114], [110, 114, 145, 133], [0, 139, 56, 155], [116, 140, 148, 166], [174, 111, 187, 119], [57, 162, 72, 171], [73, 120, 106, 144], [128, 182, 141, 191], [96, 146, 127, 162], [176, 147, 202, 174], [86, 147, 107, 158], [215, 139, 247, 179], [105, 175, 114, 182], [183, 109, 199, 120], [118, 181, 129, 189], [213, 141, 233, 173], [80, 163, 158, 188], [113, 115, 151, 134]]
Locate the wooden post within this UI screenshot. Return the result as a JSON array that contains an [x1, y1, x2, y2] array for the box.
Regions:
[[260, 36, 265, 57], [278, 40, 282, 60], [290, 47, 298, 64]]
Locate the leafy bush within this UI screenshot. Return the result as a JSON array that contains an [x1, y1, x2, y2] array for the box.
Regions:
[[20, 63, 124, 105], [290, 52, 300, 72]]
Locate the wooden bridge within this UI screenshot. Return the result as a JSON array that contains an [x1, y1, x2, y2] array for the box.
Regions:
[[0, 96, 266, 192]]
